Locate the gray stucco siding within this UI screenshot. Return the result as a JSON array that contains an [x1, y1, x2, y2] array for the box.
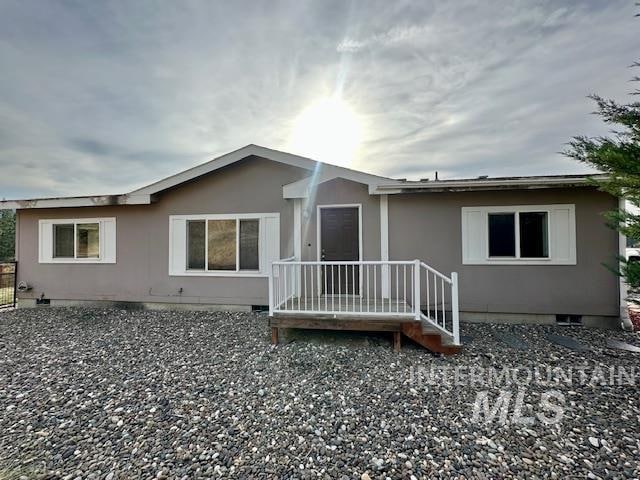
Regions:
[[16, 156, 309, 306], [300, 178, 381, 262], [388, 187, 619, 317]]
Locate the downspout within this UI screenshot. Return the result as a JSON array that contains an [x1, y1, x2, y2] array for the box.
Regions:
[[619, 197, 634, 331]]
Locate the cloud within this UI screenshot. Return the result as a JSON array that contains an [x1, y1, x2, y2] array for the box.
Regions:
[[337, 24, 430, 53], [0, 0, 638, 199]]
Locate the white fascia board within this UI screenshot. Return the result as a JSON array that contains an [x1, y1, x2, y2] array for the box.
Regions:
[[0, 194, 151, 210], [283, 166, 393, 199], [131, 144, 322, 196], [125, 143, 391, 199], [372, 175, 608, 194]]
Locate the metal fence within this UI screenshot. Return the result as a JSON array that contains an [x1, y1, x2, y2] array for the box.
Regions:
[[0, 262, 17, 310]]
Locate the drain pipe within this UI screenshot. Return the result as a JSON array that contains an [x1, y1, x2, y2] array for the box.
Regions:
[[619, 197, 634, 331]]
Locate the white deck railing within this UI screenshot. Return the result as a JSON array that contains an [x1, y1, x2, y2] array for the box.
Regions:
[[268, 259, 460, 345]]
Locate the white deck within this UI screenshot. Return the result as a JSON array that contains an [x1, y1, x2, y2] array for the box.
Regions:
[[269, 260, 461, 345]]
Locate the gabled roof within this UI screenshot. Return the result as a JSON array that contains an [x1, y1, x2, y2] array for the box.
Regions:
[[0, 144, 608, 209], [131, 144, 393, 196], [0, 144, 394, 209]]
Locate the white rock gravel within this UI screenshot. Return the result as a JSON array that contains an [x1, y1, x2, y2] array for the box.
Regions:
[[0, 307, 638, 479]]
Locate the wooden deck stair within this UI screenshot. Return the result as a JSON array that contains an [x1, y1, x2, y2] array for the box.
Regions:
[[269, 315, 462, 355], [401, 320, 461, 355]]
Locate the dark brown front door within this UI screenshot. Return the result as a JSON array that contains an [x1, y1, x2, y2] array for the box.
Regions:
[[320, 207, 359, 295]]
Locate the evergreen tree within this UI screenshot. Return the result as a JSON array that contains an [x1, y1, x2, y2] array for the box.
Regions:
[[0, 210, 16, 262], [564, 60, 640, 298]]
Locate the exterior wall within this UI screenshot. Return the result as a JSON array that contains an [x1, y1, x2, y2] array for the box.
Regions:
[[301, 178, 381, 262], [16, 156, 308, 306], [388, 187, 619, 318]]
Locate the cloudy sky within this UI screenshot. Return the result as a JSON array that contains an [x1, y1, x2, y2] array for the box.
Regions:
[[0, 0, 638, 199]]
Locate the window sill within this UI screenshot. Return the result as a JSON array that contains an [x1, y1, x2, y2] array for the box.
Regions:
[[39, 259, 115, 264], [169, 271, 268, 278], [463, 259, 576, 266]]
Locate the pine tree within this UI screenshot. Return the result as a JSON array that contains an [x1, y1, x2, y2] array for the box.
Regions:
[[564, 60, 640, 298], [0, 210, 16, 262]]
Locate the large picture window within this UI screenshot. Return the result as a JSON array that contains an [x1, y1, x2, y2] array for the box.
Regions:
[[186, 217, 260, 272], [170, 213, 279, 277]]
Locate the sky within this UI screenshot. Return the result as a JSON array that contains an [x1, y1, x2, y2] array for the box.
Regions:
[[0, 0, 638, 199]]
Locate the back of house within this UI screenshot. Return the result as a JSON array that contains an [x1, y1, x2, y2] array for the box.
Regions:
[[0, 145, 624, 336]]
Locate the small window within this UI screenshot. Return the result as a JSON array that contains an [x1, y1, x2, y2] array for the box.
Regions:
[[488, 213, 515, 257], [239, 219, 259, 270], [53, 222, 100, 259], [187, 220, 205, 270], [39, 218, 115, 264], [488, 211, 549, 259], [462, 205, 575, 265], [76, 223, 100, 258], [520, 212, 548, 258], [53, 224, 74, 258]]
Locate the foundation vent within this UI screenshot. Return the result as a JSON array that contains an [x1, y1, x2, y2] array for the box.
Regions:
[[556, 314, 583, 326]]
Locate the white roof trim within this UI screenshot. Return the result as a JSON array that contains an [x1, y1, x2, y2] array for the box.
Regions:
[[132, 144, 391, 196], [1, 144, 391, 209], [372, 174, 607, 194], [283, 167, 395, 199], [0, 143, 605, 209], [0, 194, 151, 210]]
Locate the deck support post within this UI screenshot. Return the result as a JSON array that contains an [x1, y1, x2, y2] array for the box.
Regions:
[[393, 331, 401, 352], [271, 327, 279, 345]]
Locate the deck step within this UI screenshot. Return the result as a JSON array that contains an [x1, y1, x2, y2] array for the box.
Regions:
[[269, 315, 461, 355], [401, 321, 461, 355]]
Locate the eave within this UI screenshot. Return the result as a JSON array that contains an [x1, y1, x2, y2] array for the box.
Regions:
[[0, 193, 151, 210], [371, 174, 607, 194]]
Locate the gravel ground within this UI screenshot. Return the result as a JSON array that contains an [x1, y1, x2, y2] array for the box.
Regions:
[[0, 308, 639, 479]]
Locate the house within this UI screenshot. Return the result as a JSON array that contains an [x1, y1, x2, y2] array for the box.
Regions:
[[0, 144, 628, 353]]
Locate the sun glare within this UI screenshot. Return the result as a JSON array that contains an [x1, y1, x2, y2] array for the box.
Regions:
[[289, 97, 363, 167]]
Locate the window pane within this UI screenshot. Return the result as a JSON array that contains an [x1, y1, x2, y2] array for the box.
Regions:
[[53, 224, 74, 258], [207, 219, 236, 270], [187, 220, 205, 269], [239, 219, 259, 270], [488, 213, 516, 257], [519, 212, 549, 258], [76, 223, 100, 258]]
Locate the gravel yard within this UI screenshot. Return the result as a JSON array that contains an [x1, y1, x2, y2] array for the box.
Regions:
[[0, 308, 639, 479]]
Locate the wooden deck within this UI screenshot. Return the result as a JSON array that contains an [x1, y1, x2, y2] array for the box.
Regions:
[[274, 295, 415, 316], [269, 299, 461, 355], [269, 260, 461, 355]]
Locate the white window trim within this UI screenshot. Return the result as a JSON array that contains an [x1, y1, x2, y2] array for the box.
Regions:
[[169, 213, 279, 277], [462, 204, 576, 265], [39, 217, 116, 264]]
